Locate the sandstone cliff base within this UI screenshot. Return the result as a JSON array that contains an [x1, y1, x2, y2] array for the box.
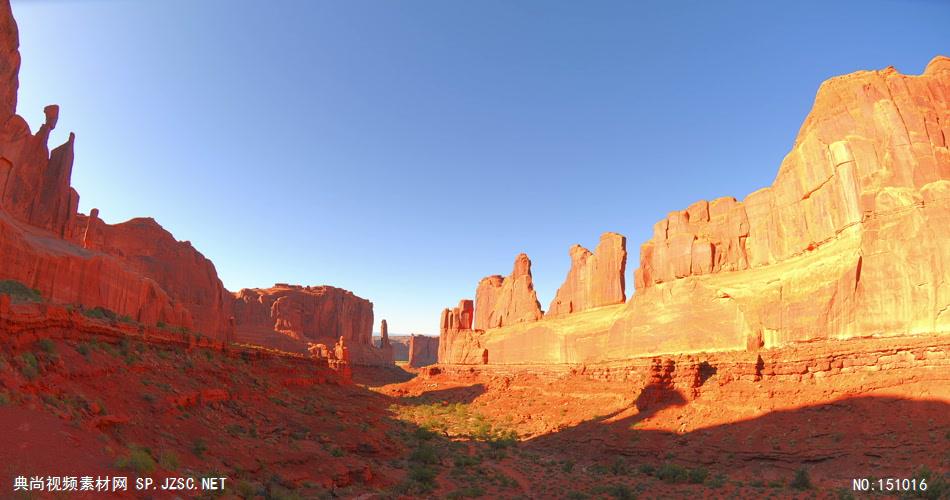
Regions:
[[378, 334, 950, 497]]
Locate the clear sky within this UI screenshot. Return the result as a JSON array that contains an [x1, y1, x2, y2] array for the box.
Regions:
[[11, 0, 949, 334]]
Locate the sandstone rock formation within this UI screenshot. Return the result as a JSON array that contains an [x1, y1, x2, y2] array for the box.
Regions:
[[440, 56, 950, 364], [0, 2, 376, 345], [407, 334, 439, 368], [232, 284, 391, 366], [440, 299, 474, 334], [377, 319, 394, 365], [547, 232, 627, 316], [473, 253, 542, 330]]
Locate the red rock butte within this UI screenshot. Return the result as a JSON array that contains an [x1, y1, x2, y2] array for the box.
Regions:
[[439, 56, 950, 365], [0, 1, 391, 365]]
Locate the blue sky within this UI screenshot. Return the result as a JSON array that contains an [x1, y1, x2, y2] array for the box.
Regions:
[[11, 0, 949, 334]]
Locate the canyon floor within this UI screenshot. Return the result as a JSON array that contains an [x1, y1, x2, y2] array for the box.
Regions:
[[1, 324, 948, 499]]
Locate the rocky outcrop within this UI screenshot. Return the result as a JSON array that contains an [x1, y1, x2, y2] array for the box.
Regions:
[[440, 299, 474, 334], [232, 284, 390, 366], [407, 334, 439, 368], [0, 3, 235, 339], [474, 254, 542, 330], [440, 57, 950, 364], [377, 319, 394, 365], [547, 232, 627, 316]]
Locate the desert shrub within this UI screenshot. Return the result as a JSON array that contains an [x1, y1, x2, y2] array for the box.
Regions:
[[0, 391, 10, 405], [76, 342, 92, 357], [18, 352, 39, 380], [453, 454, 482, 468], [115, 446, 156, 474], [705, 472, 727, 488], [0, 280, 42, 303], [118, 314, 135, 324], [562, 460, 575, 473], [609, 457, 628, 475], [158, 450, 180, 471], [656, 462, 689, 484], [637, 463, 656, 475], [410, 443, 439, 465], [83, 306, 117, 321], [791, 468, 812, 490], [911, 466, 950, 499], [446, 486, 485, 498], [36, 339, 56, 354], [192, 439, 208, 458], [688, 466, 709, 484], [330, 447, 344, 457], [407, 464, 437, 491]]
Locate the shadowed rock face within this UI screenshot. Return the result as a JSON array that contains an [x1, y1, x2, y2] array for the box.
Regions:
[[440, 56, 950, 365], [232, 284, 392, 366], [547, 232, 627, 317], [0, 3, 234, 338], [407, 334, 439, 367]]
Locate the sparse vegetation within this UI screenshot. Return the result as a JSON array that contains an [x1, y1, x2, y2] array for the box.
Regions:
[[655, 462, 689, 484], [17, 352, 39, 380], [790, 467, 812, 490], [0, 280, 42, 303], [192, 438, 208, 458], [82, 306, 117, 321], [115, 446, 157, 474]]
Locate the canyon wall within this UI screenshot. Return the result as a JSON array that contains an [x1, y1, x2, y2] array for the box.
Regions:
[[440, 56, 950, 365], [547, 232, 627, 316], [0, 2, 233, 338], [407, 334, 439, 368], [232, 284, 392, 366], [0, 2, 378, 348], [474, 254, 543, 330]]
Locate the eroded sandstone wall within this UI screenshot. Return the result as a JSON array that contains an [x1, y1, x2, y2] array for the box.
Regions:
[[0, 2, 234, 338], [232, 284, 391, 366], [547, 232, 627, 316], [474, 253, 542, 330], [440, 57, 950, 364], [407, 334, 439, 368]]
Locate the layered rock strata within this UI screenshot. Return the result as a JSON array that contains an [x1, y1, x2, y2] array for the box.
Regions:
[[440, 56, 950, 364], [547, 232, 627, 316], [232, 284, 391, 366], [407, 334, 439, 368]]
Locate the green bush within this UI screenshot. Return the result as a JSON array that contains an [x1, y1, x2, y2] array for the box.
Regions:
[[0, 391, 10, 405], [0, 280, 42, 303], [115, 446, 156, 474], [791, 468, 812, 490], [407, 464, 437, 491], [688, 466, 709, 484], [656, 462, 689, 484], [911, 466, 950, 499], [36, 339, 56, 354], [158, 450, 180, 471], [18, 352, 39, 380], [410, 443, 439, 465], [83, 306, 117, 321], [192, 439, 208, 458]]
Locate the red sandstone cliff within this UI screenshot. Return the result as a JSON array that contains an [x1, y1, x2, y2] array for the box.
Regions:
[[440, 56, 950, 364], [547, 232, 627, 316], [232, 284, 392, 366], [0, 2, 379, 348], [0, 2, 234, 338], [473, 253, 542, 330], [407, 334, 439, 368]]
